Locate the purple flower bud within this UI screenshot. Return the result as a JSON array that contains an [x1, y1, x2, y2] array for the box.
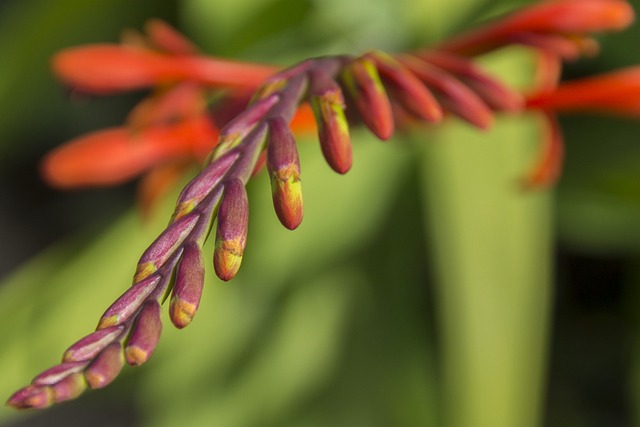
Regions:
[[135, 212, 199, 281], [266, 117, 303, 230], [213, 94, 279, 159], [32, 361, 87, 386], [51, 373, 86, 404], [309, 70, 352, 174], [366, 51, 443, 123], [125, 300, 162, 365], [6, 385, 54, 410], [214, 179, 249, 281], [400, 55, 494, 129], [170, 243, 205, 328], [63, 326, 124, 362], [84, 342, 124, 389], [98, 275, 160, 329], [173, 152, 240, 221], [342, 57, 394, 140], [421, 50, 522, 111]]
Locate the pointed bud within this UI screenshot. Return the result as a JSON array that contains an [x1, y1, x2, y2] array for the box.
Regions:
[[125, 300, 162, 365], [85, 343, 124, 389], [173, 151, 240, 220], [170, 244, 205, 328], [136, 213, 200, 281], [400, 56, 494, 129], [98, 275, 160, 329], [365, 51, 442, 123], [266, 118, 303, 230], [309, 71, 352, 174], [63, 326, 124, 362], [214, 179, 249, 281], [422, 51, 522, 111], [51, 373, 87, 404], [7, 385, 54, 410], [213, 95, 279, 160], [32, 362, 87, 386], [342, 57, 394, 140]]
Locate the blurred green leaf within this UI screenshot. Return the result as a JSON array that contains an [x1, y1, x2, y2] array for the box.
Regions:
[[417, 47, 553, 427]]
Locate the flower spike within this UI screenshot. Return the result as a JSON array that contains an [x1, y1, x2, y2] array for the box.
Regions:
[[10, 1, 639, 409]]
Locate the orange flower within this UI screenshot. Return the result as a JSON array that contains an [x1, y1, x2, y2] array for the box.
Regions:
[[43, 20, 318, 214], [438, 0, 634, 57], [527, 67, 640, 117]]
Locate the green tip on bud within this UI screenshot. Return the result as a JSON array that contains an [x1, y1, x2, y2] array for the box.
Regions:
[[97, 275, 160, 329], [309, 70, 352, 174], [214, 179, 249, 281], [125, 300, 162, 365], [342, 57, 395, 140], [84, 343, 124, 389], [366, 50, 443, 123], [170, 244, 205, 328], [267, 118, 303, 230]]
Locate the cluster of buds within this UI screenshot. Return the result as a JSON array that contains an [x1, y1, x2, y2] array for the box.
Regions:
[[8, 0, 639, 409]]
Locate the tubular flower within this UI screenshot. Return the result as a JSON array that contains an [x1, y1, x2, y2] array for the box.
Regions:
[[524, 67, 640, 187], [527, 67, 640, 118], [8, 1, 639, 409]]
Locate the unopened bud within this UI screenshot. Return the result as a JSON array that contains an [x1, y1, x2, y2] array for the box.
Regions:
[[85, 342, 124, 389], [98, 275, 160, 329], [170, 243, 205, 328], [267, 118, 303, 230], [214, 179, 249, 281], [366, 51, 442, 123], [342, 57, 394, 140], [309, 70, 352, 174], [125, 300, 162, 365], [63, 326, 124, 362]]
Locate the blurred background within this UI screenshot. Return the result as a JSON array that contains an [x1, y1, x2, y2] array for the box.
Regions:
[[1, 0, 640, 426]]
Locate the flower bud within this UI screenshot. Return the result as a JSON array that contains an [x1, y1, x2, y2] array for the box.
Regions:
[[135, 212, 199, 281], [214, 179, 249, 281], [33, 362, 87, 386], [170, 243, 205, 328], [309, 71, 352, 174], [421, 51, 522, 111], [98, 275, 160, 329], [267, 118, 303, 230], [85, 343, 124, 389], [342, 57, 394, 140], [173, 151, 239, 220], [125, 300, 162, 365], [400, 55, 493, 129], [6, 385, 54, 410], [213, 94, 279, 160], [366, 51, 442, 123], [63, 326, 124, 362], [51, 373, 86, 404]]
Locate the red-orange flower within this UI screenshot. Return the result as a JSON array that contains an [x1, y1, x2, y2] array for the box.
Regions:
[[438, 0, 634, 58], [527, 67, 640, 117]]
